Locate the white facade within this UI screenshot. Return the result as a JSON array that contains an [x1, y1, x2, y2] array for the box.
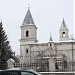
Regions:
[[20, 8, 75, 67]]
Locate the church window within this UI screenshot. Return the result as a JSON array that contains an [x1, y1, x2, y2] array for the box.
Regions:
[[0, 43, 1, 49], [50, 44, 52, 47], [0, 34, 1, 38], [26, 49, 28, 53], [26, 31, 29, 37], [62, 32, 65, 37], [55, 62, 58, 69]]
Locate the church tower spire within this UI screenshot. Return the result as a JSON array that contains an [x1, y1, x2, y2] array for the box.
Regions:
[[22, 7, 35, 25], [59, 18, 69, 41], [20, 7, 38, 44], [60, 18, 67, 29], [49, 33, 53, 41]]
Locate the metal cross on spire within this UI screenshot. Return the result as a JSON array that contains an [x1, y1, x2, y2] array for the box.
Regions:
[[28, 3, 30, 10]]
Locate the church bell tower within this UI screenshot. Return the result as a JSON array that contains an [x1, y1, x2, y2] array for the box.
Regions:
[[59, 19, 69, 41], [20, 7, 38, 44], [20, 7, 38, 64]]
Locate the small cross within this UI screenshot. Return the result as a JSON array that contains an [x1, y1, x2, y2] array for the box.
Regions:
[[28, 3, 30, 10]]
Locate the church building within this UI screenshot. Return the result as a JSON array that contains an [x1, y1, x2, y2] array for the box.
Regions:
[[19, 7, 75, 71]]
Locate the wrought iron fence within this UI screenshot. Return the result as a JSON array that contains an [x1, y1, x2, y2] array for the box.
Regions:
[[55, 62, 75, 72], [14, 62, 75, 72], [14, 62, 49, 72]]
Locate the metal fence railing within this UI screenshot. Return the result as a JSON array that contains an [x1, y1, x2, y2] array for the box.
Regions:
[[14, 62, 75, 72], [14, 62, 49, 72]]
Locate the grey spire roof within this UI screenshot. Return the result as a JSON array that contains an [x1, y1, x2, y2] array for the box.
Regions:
[[49, 33, 53, 41], [23, 7, 35, 25], [60, 18, 68, 29]]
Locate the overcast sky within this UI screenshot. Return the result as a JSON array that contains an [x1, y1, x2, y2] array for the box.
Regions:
[[0, 0, 74, 55]]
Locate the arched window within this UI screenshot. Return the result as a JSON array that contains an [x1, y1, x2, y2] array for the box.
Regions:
[[55, 62, 58, 69], [26, 30, 29, 37], [26, 49, 28, 53], [50, 44, 52, 47], [62, 32, 65, 37]]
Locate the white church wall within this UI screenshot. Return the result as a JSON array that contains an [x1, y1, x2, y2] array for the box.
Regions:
[[30, 44, 48, 63], [56, 42, 75, 62]]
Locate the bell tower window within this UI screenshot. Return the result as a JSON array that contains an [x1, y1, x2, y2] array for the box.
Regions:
[[26, 30, 29, 37], [26, 49, 28, 53], [50, 44, 52, 47], [62, 32, 65, 37]]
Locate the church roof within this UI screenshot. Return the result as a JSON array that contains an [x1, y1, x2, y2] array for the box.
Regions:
[[23, 7, 35, 25], [60, 18, 68, 29]]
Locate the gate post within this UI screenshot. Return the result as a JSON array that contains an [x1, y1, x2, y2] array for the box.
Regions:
[[48, 57, 55, 71], [7, 58, 15, 69]]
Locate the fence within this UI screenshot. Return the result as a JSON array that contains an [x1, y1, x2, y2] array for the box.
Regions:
[[14, 62, 75, 72], [55, 62, 75, 72], [14, 62, 49, 72]]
